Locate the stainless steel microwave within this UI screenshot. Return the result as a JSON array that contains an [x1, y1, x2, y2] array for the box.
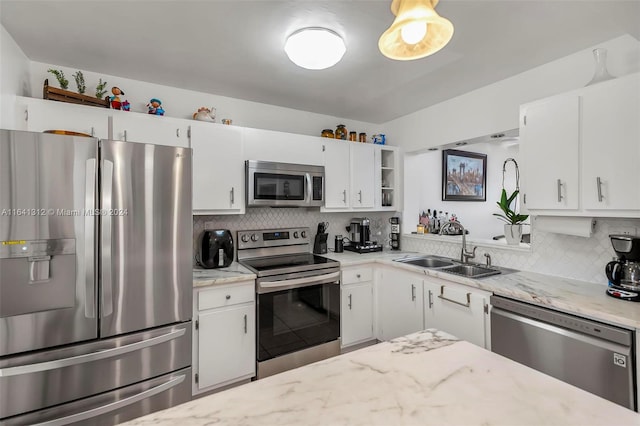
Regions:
[[246, 160, 324, 207]]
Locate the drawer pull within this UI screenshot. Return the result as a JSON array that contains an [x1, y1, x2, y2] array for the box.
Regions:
[[226, 295, 231, 300], [356, 274, 361, 279], [438, 285, 471, 308]]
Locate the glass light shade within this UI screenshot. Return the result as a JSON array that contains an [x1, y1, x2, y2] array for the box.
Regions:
[[285, 28, 346, 70], [379, 0, 454, 61]]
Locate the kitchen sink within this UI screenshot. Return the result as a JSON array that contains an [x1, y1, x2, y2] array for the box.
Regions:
[[394, 256, 456, 268], [394, 255, 507, 278], [439, 264, 502, 278]]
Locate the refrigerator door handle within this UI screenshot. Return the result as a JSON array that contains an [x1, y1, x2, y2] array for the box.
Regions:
[[101, 159, 114, 317], [0, 328, 186, 377], [84, 158, 97, 318], [31, 374, 186, 426]]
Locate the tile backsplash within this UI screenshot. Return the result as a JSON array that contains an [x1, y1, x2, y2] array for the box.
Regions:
[[193, 209, 396, 265], [402, 217, 640, 285], [194, 211, 639, 286]]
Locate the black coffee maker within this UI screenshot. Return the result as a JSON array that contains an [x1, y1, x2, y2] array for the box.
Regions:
[[605, 234, 640, 302], [344, 217, 382, 253]]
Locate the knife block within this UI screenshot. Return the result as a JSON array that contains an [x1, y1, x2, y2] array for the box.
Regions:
[[313, 233, 328, 254]]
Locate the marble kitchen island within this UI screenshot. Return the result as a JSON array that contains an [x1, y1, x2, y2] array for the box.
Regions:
[[122, 330, 640, 426]]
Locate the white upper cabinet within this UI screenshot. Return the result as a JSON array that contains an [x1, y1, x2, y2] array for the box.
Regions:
[[349, 144, 375, 209], [110, 110, 189, 147], [243, 127, 323, 165], [190, 122, 245, 214], [520, 72, 640, 217], [581, 75, 640, 211], [16, 97, 109, 139], [520, 94, 580, 210], [323, 140, 351, 209]]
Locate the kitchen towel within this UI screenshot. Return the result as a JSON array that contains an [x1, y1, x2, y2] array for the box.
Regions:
[[533, 216, 596, 238]]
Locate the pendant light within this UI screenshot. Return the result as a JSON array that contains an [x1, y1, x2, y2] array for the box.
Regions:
[[285, 28, 346, 70], [379, 0, 454, 61]]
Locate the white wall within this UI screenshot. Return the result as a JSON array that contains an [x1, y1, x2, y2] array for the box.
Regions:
[[404, 142, 522, 240], [28, 61, 384, 138], [384, 35, 640, 153], [0, 25, 31, 128]]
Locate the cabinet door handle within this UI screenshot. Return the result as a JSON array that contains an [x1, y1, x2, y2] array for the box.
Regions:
[[90, 127, 95, 137], [123, 130, 128, 142], [24, 108, 28, 122], [343, 190, 347, 204], [358, 190, 362, 203], [244, 314, 248, 334], [176, 128, 180, 138], [230, 187, 235, 205], [348, 294, 352, 310], [411, 284, 416, 301], [226, 295, 231, 300], [437, 285, 471, 308], [596, 177, 604, 202], [557, 179, 563, 202], [428, 290, 433, 309]]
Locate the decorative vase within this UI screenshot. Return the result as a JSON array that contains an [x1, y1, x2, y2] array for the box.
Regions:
[[504, 224, 522, 245], [585, 48, 615, 86]]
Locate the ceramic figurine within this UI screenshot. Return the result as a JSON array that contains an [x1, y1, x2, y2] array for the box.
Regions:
[[147, 98, 164, 116], [192, 107, 216, 122], [121, 100, 130, 111], [109, 86, 125, 109]]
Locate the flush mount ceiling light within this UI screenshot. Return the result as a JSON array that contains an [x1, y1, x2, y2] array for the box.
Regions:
[[285, 27, 346, 70], [378, 0, 454, 61]]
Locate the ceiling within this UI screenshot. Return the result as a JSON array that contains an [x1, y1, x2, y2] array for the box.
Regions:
[[1, 1, 639, 124]]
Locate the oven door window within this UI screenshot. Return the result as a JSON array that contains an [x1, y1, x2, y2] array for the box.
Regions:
[[257, 283, 340, 361], [254, 173, 305, 201]]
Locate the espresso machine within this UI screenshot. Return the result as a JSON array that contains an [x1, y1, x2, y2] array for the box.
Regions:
[[605, 234, 640, 302], [345, 218, 382, 254]]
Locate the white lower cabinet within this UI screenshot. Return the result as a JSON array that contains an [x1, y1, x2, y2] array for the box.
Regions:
[[376, 268, 423, 341], [423, 277, 491, 349], [193, 281, 256, 395], [341, 267, 374, 348]]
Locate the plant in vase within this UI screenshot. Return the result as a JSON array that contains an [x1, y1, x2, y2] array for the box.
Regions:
[[493, 189, 528, 245]]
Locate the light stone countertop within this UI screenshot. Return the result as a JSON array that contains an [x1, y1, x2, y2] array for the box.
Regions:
[[193, 263, 256, 288], [121, 329, 640, 426], [192, 250, 640, 329]]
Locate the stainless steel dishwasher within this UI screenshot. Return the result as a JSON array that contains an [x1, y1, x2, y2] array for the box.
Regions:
[[490, 295, 636, 410]]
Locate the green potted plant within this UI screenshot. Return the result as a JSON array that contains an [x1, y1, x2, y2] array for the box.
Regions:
[[494, 188, 528, 245]]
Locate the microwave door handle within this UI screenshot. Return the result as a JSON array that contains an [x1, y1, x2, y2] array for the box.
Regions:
[[305, 173, 312, 204]]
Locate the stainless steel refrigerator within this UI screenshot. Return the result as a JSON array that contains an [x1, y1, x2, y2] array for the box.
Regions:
[[0, 130, 193, 425]]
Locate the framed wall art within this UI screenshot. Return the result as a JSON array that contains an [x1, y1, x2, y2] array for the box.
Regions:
[[442, 149, 487, 201]]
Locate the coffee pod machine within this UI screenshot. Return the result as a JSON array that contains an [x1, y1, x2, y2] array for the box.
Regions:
[[605, 234, 640, 302], [389, 217, 400, 250], [345, 217, 382, 254]]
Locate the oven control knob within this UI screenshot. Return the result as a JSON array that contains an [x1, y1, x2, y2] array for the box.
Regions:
[[293, 232, 299, 238], [301, 231, 307, 238], [241, 234, 250, 243], [251, 234, 259, 242]]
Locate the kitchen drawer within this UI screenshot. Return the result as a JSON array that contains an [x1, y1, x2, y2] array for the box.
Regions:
[[198, 283, 254, 311], [342, 268, 373, 285]]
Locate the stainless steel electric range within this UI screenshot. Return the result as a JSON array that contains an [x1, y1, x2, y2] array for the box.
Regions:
[[237, 227, 341, 379]]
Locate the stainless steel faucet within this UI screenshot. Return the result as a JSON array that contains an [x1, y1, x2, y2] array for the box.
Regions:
[[440, 221, 476, 263]]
